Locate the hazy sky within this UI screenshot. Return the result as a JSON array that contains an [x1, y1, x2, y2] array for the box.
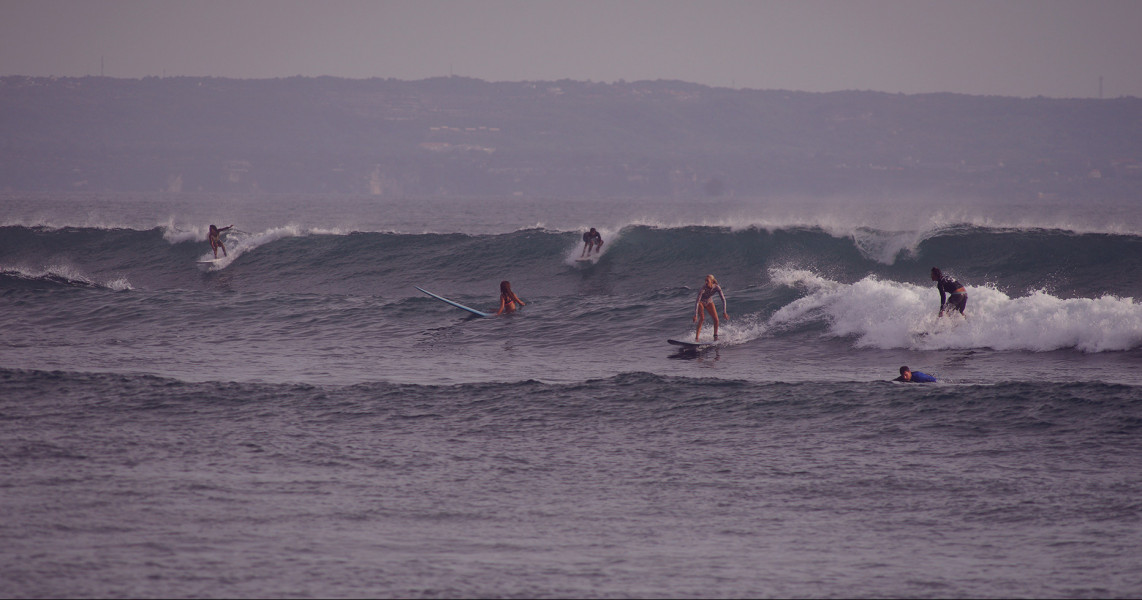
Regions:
[[2, 0, 1140, 98]]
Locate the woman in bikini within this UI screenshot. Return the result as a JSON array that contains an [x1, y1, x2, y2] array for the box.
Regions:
[[693, 274, 728, 341], [208, 224, 233, 258], [495, 280, 526, 315]]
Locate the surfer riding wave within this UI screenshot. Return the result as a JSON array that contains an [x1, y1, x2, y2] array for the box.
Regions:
[[693, 274, 728, 342]]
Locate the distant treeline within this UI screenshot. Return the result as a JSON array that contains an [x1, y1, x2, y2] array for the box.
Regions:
[[2, 75, 1141, 198]]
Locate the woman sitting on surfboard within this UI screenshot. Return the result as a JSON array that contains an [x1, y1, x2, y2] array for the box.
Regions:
[[208, 224, 233, 258], [496, 280, 526, 315], [693, 274, 728, 341]]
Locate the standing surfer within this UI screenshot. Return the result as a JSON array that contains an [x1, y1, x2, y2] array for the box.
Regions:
[[693, 274, 728, 341], [931, 267, 967, 317], [581, 228, 604, 257], [496, 280, 526, 315], [208, 224, 233, 258]]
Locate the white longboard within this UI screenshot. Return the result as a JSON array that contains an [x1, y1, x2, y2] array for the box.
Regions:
[[196, 257, 227, 270], [415, 286, 494, 318]]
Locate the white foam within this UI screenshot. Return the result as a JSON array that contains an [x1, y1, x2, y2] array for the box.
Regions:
[[104, 277, 134, 291], [162, 221, 204, 244], [590, 195, 1142, 266], [769, 268, 1142, 353], [713, 312, 769, 346], [1, 264, 133, 290]]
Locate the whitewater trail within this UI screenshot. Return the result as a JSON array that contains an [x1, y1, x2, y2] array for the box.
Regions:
[[768, 268, 1142, 353]]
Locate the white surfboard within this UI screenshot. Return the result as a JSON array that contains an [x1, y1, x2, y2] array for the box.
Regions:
[[196, 257, 226, 270]]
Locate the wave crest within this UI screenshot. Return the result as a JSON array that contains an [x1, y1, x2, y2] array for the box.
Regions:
[[769, 268, 1142, 352]]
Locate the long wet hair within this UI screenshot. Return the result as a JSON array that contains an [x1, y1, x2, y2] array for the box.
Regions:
[[705, 274, 718, 287], [500, 280, 513, 296]]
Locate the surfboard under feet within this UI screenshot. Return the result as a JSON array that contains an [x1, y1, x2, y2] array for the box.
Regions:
[[667, 338, 717, 350]]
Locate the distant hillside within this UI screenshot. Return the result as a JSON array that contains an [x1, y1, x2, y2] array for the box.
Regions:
[[2, 75, 1141, 199]]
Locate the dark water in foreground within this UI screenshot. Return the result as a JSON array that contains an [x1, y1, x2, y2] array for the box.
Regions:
[[5, 370, 1140, 598], [2, 193, 1141, 597]]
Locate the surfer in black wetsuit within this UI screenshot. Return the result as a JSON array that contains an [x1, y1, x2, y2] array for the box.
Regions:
[[208, 224, 233, 258], [581, 228, 603, 256], [931, 267, 967, 317]]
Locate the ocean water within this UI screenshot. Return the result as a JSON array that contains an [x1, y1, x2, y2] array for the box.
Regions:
[[2, 192, 1141, 598]]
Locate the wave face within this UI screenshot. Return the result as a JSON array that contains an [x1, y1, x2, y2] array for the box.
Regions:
[[2, 194, 1141, 389], [2, 221, 1140, 386], [3, 223, 1140, 297]]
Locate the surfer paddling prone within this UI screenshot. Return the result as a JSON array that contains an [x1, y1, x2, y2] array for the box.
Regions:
[[894, 366, 937, 383], [693, 274, 728, 342]]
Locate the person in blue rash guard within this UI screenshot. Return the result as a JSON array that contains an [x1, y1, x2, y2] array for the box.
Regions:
[[931, 267, 967, 317], [894, 366, 937, 383]]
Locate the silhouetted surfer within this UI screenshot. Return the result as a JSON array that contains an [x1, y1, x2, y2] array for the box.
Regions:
[[208, 224, 233, 258], [931, 267, 967, 317], [581, 228, 603, 256]]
